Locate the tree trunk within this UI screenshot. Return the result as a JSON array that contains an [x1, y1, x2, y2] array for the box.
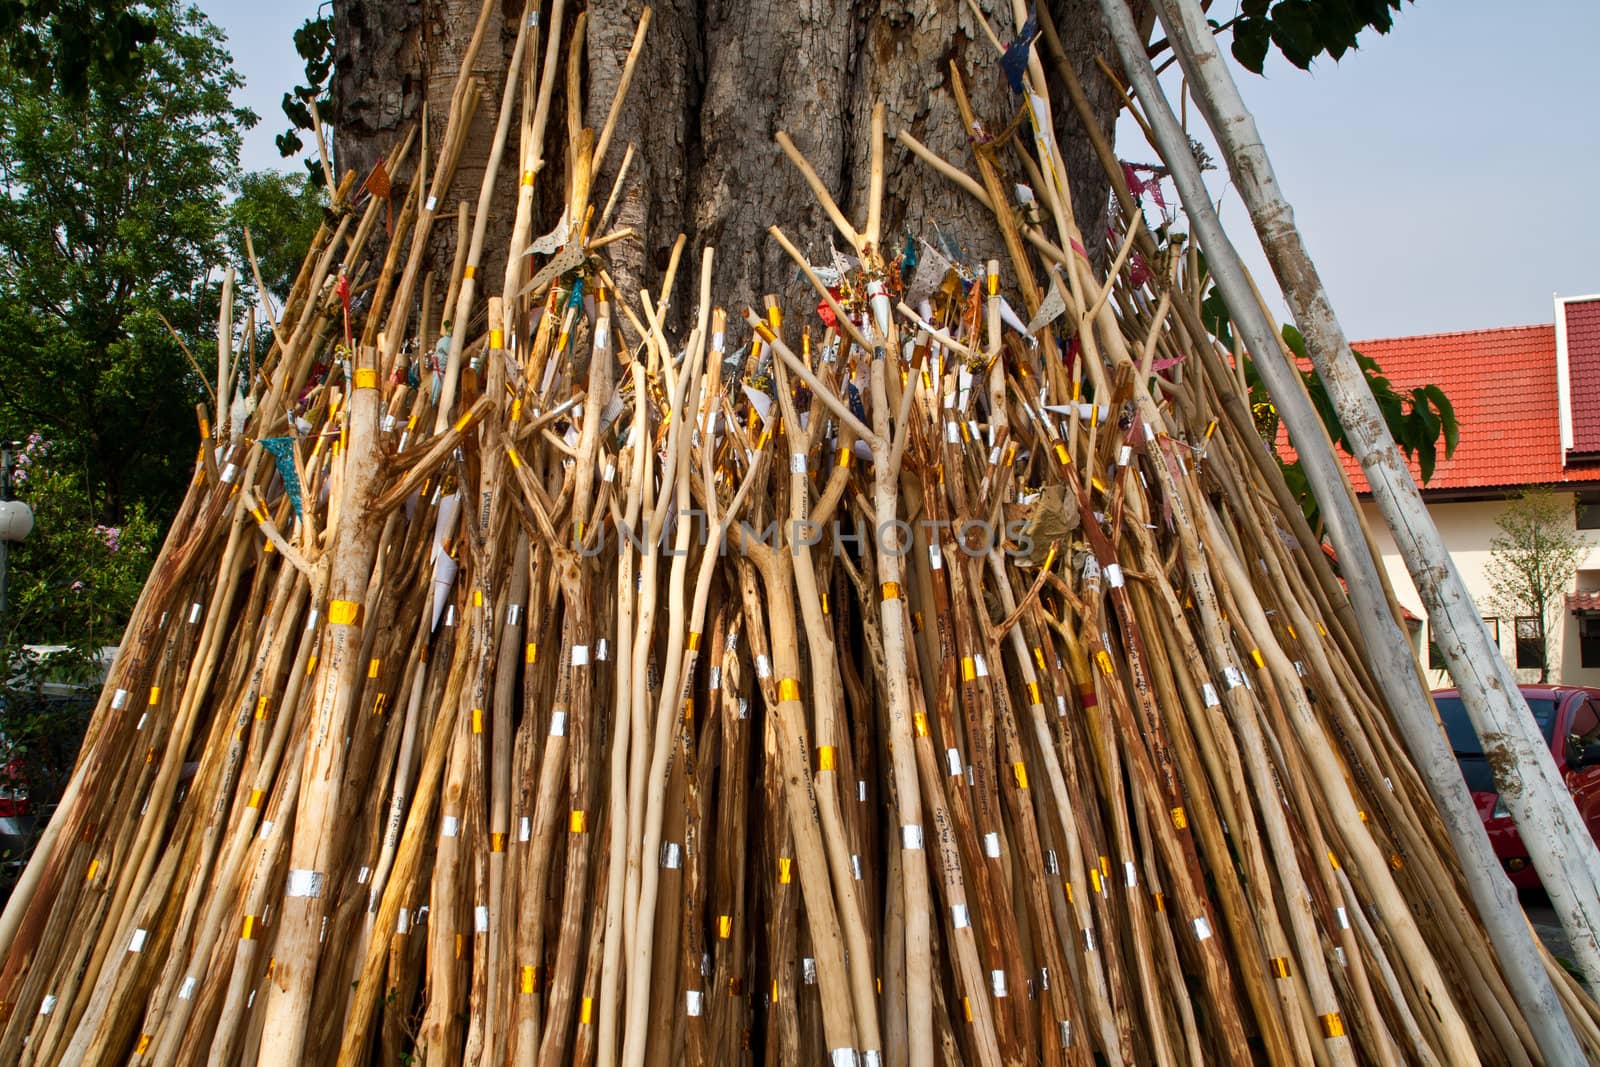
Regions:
[[329, 0, 1118, 319]]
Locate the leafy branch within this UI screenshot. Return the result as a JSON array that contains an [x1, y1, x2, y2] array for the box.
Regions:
[[1228, 0, 1412, 74]]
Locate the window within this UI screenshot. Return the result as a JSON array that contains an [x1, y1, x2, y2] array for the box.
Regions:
[[1578, 492, 1600, 530], [1583, 616, 1600, 669], [1431, 618, 1499, 670], [1567, 699, 1600, 763], [1515, 616, 1545, 671]]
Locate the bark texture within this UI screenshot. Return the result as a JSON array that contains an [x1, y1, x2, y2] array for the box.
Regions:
[[331, 0, 523, 289], [329, 0, 1118, 320]]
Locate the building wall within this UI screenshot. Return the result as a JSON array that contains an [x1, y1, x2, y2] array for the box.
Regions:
[[1358, 494, 1600, 688]]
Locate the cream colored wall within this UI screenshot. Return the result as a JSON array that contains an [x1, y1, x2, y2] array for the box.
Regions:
[[1358, 494, 1600, 689]]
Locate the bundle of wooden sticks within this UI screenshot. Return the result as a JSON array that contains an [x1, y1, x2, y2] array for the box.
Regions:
[[0, 2, 1594, 1064]]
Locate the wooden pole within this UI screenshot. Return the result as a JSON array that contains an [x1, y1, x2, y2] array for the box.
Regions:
[[1142, 0, 1600, 1046]]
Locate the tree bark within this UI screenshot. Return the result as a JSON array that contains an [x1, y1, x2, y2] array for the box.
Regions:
[[330, 0, 1118, 323]]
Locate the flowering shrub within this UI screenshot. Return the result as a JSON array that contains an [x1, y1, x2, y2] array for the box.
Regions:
[[3, 439, 155, 649]]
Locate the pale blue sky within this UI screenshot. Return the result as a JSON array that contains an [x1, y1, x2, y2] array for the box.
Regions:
[[202, 0, 1600, 341]]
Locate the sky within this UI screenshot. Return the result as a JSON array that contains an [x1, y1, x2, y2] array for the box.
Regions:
[[202, 0, 1600, 342]]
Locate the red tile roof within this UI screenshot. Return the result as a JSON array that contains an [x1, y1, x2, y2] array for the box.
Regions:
[[1564, 298, 1600, 454], [1277, 324, 1600, 494], [1567, 592, 1600, 614]]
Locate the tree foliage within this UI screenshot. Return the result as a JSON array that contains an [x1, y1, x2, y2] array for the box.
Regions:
[[1228, 0, 1412, 74], [3, 436, 156, 649], [0, 0, 156, 99], [0, 0, 253, 528], [228, 170, 329, 304], [1198, 285, 1457, 529], [275, 14, 334, 184], [1487, 490, 1590, 683]]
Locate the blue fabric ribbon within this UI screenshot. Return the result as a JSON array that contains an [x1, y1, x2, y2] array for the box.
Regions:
[[258, 437, 304, 519]]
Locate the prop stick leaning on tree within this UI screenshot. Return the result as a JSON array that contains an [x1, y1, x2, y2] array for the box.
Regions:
[[1099, 0, 1595, 1061]]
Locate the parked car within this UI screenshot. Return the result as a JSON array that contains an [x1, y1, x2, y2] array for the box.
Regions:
[[0, 756, 32, 863], [0, 645, 112, 885], [1435, 685, 1600, 889]]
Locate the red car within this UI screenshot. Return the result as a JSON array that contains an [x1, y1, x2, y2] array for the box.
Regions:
[[1435, 685, 1600, 889]]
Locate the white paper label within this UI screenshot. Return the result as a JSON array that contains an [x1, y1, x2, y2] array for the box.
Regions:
[[946, 748, 961, 776], [952, 904, 971, 928], [112, 688, 129, 709], [901, 825, 924, 850], [189, 602, 203, 623], [39, 994, 56, 1015], [571, 644, 590, 666], [442, 816, 460, 838], [1124, 861, 1138, 888], [686, 990, 705, 1016], [929, 543, 943, 570], [474, 905, 489, 932], [984, 832, 1001, 858], [550, 711, 568, 736], [755, 655, 771, 679], [1193, 917, 1213, 941], [991, 970, 1008, 998], [285, 868, 324, 898], [518, 816, 531, 842], [129, 929, 148, 953], [1203, 683, 1220, 708], [1104, 564, 1124, 589]]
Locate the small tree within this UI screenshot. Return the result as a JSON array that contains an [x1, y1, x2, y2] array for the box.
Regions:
[[1487, 489, 1590, 682]]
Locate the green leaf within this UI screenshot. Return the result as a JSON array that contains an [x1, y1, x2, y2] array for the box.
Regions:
[[1231, 17, 1273, 74], [1268, 2, 1321, 69], [1281, 322, 1308, 361], [1416, 439, 1436, 483], [1424, 383, 1459, 456], [1201, 287, 1235, 351]]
